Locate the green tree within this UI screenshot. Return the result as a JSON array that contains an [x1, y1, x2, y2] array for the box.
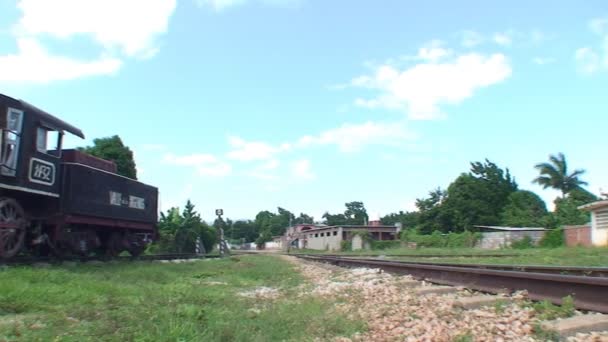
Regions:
[[381, 210, 419, 228], [79, 135, 138, 179], [434, 160, 517, 232], [533, 153, 588, 197], [231, 220, 258, 242], [500, 190, 548, 227], [294, 213, 314, 224], [344, 201, 368, 225], [553, 188, 597, 226], [323, 202, 368, 226]]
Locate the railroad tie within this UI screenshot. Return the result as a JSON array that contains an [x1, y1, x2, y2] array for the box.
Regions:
[[452, 295, 505, 310], [541, 314, 608, 339], [415, 285, 458, 296]]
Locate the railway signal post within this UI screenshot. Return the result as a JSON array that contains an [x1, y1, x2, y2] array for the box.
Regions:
[[215, 209, 230, 257]]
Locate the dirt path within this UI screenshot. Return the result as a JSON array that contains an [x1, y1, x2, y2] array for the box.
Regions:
[[281, 255, 608, 342]]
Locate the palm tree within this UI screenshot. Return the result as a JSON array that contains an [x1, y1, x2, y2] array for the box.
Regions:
[[533, 153, 588, 197]]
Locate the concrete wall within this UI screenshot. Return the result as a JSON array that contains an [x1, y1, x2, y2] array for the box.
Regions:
[[476, 231, 545, 249], [305, 227, 343, 251], [592, 208, 608, 246], [563, 225, 592, 247]]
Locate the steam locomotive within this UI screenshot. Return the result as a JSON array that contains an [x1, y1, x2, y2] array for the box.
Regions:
[[0, 93, 158, 259]]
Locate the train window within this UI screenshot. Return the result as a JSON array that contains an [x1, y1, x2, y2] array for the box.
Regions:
[[1, 108, 23, 176], [36, 127, 62, 157], [333, 231, 338, 236]]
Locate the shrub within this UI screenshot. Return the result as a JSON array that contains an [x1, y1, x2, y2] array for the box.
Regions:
[[340, 240, 352, 251], [539, 228, 564, 248], [400, 229, 481, 248], [371, 240, 401, 250], [511, 235, 535, 249]]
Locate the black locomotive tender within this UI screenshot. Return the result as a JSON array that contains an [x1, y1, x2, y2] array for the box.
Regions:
[[0, 93, 158, 259]]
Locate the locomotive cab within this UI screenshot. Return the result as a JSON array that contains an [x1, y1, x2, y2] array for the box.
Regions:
[[0, 93, 158, 259]]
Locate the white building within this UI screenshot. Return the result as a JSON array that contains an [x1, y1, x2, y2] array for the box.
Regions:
[[579, 200, 608, 247]]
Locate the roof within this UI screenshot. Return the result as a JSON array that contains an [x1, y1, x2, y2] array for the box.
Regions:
[[20, 100, 85, 139], [578, 200, 608, 212], [474, 225, 547, 231], [299, 224, 397, 232]]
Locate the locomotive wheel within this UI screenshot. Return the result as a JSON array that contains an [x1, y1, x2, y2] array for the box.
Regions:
[[0, 198, 27, 259]]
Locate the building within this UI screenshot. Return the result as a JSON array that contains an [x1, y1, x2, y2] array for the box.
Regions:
[[578, 200, 608, 247], [474, 226, 547, 249], [282, 219, 401, 251]]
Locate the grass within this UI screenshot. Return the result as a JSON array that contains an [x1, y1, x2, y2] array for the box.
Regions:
[[291, 246, 608, 267], [0, 255, 365, 341]]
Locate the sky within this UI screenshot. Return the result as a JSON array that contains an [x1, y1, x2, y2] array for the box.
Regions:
[[0, 0, 607, 222]]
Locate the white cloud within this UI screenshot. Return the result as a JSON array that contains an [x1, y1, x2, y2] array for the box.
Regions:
[[163, 153, 231, 177], [14, 0, 176, 58], [460, 30, 484, 47], [493, 32, 512, 46], [227, 136, 291, 161], [297, 121, 415, 152], [1, 0, 176, 83], [0, 38, 122, 83], [291, 159, 314, 180], [532, 57, 556, 65], [351, 53, 512, 120], [575, 17, 608, 74]]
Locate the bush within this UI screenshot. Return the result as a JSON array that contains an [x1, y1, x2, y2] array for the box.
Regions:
[[371, 240, 401, 250], [400, 229, 481, 248], [539, 228, 564, 248], [340, 240, 352, 251], [511, 235, 534, 249]]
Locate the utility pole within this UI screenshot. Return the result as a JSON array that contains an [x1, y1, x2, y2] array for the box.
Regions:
[[215, 209, 229, 257]]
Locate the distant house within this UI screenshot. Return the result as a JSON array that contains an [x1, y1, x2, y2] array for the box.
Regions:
[[578, 200, 608, 247], [474, 226, 547, 249], [282, 220, 401, 251]]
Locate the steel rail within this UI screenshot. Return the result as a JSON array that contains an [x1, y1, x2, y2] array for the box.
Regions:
[[301, 255, 608, 277], [296, 255, 608, 314]]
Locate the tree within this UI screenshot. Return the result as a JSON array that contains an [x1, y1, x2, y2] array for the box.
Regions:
[[323, 202, 368, 226], [381, 211, 419, 228], [152, 200, 216, 253], [500, 190, 548, 227], [344, 201, 368, 225], [533, 153, 588, 197], [553, 187, 597, 226], [79, 135, 137, 179], [440, 160, 518, 232], [294, 213, 314, 224]]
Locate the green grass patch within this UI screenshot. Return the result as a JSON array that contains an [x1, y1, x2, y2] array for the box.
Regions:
[[292, 246, 608, 267], [0, 256, 364, 341]]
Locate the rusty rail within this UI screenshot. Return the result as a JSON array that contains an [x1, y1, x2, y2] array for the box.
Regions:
[[296, 255, 608, 313]]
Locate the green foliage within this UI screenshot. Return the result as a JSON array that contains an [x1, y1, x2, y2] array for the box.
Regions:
[[553, 187, 596, 226], [381, 210, 419, 228], [78, 135, 137, 179], [340, 240, 352, 251], [501, 190, 549, 227], [511, 235, 535, 249], [539, 228, 564, 248], [150, 200, 217, 254], [533, 152, 588, 197], [453, 333, 474, 342], [323, 201, 369, 226], [400, 229, 481, 248], [530, 295, 575, 321], [370, 240, 401, 250]]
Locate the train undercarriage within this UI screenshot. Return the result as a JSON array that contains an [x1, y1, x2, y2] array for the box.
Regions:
[[0, 197, 154, 260]]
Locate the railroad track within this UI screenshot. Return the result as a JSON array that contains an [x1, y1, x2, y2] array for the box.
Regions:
[[295, 255, 608, 314], [298, 255, 608, 277], [0, 253, 220, 266]]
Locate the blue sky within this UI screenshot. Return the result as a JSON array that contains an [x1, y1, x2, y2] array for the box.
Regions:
[[1, 0, 607, 222]]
